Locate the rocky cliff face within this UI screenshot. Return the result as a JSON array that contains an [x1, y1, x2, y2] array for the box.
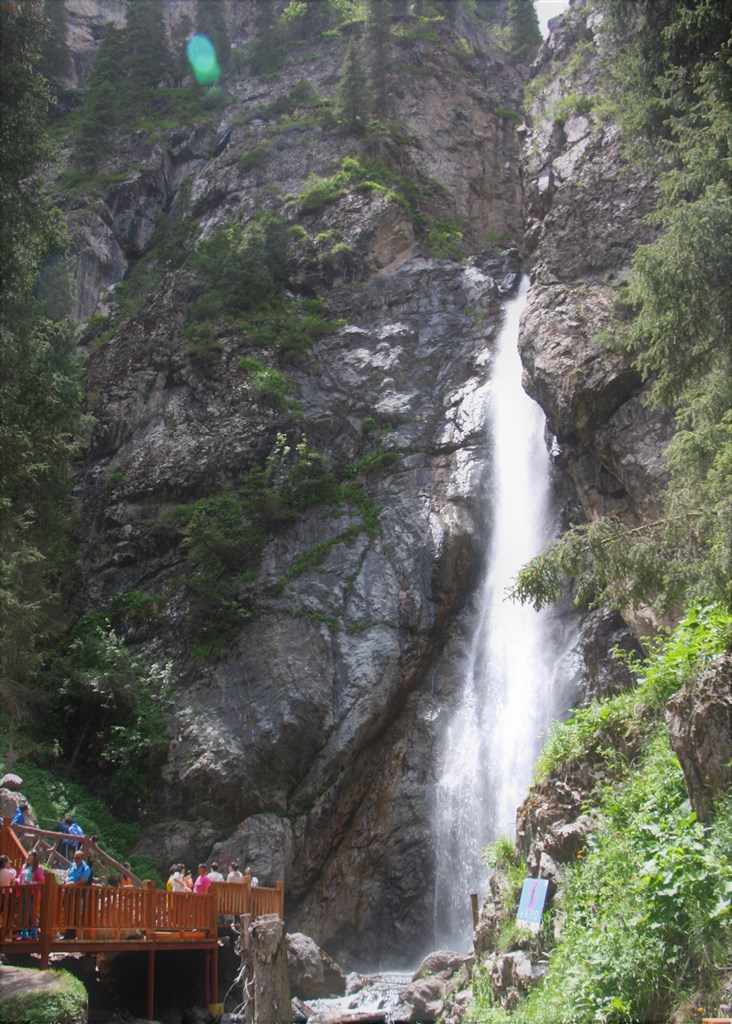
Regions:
[[53, 0, 657, 970], [518, 2, 674, 637]]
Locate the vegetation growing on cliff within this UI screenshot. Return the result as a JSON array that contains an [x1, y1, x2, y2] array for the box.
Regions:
[[471, 604, 732, 1022], [512, 0, 732, 618], [0, 0, 85, 767]]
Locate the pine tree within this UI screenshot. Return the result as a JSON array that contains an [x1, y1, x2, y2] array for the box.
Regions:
[[0, 0, 83, 765], [73, 24, 125, 172], [336, 42, 369, 134], [366, 0, 391, 118], [285, 0, 335, 42], [195, 0, 230, 72], [40, 0, 70, 87], [124, 0, 171, 100], [506, 0, 542, 58], [251, 0, 282, 76]]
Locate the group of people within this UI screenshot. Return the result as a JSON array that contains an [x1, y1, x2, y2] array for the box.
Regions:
[[0, 851, 45, 938], [166, 860, 257, 894]]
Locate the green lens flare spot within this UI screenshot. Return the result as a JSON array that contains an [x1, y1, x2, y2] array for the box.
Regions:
[[186, 33, 221, 84]]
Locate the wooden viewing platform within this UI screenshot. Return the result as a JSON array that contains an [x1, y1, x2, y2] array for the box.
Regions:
[[0, 818, 284, 1017]]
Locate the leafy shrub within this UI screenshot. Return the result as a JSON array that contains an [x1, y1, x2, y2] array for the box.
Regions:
[[259, 79, 320, 119], [237, 356, 290, 408], [427, 218, 465, 260], [521, 734, 731, 1022], [44, 619, 172, 802], [239, 142, 273, 172], [533, 602, 731, 783], [188, 211, 290, 317], [243, 297, 342, 364]]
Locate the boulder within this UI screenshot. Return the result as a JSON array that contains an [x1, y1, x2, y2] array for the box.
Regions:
[[396, 974, 446, 1022], [0, 790, 33, 825], [666, 652, 732, 822], [287, 932, 346, 1000], [483, 950, 545, 1010], [411, 949, 466, 980]]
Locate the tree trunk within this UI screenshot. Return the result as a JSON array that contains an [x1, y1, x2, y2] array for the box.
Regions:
[[240, 912, 291, 1024]]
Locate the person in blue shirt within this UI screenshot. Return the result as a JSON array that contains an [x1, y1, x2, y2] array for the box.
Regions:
[[11, 804, 28, 828], [66, 850, 92, 885], [68, 821, 84, 848], [64, 849, 91, 940]]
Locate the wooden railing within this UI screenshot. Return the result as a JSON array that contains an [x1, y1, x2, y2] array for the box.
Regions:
[[0, 875, 218, 944], [0, 819, 285, 953], [0, 818, 27, 866], [0, 875, 284, 945], [209, 879, 284, 919], [2, 819, 143, 886]]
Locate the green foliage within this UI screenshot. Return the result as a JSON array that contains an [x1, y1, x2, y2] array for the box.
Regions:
[[0, 969, 87, 1024], [0, 0, 85, 766], [335, 42, 370, 133], [238, 357, 291, 409], [506, 0, 542, 59], [239, 142, 273, 172], [427, 218, 465, 260], [515, 0, 732, 617], [187, 211, 290, 318], [533, 601, 731, 783], [195, 0, 230, 72], [470, 603, 732, 1021], [45, 617, 172, 801], [552, 91, 595, 126], [292, 152, 441, 224], [12, 762, 141, 860], [244, 297, 340, 364], [167, 431, 388, 648], [366, 0, 391, 116], [259, 78, 322, 120], [40, 0, 71, 86], [68, 6, 226, 177], [113, 202, 196, 319], [494, 735, 732, 1023]]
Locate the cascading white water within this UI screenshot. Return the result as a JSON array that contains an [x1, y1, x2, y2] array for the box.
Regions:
[[433, 276, 578, 950]]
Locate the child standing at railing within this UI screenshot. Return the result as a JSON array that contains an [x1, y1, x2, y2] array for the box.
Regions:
[[18, 851, 44, 938]]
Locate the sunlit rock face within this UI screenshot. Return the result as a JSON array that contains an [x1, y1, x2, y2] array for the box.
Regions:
[[519, 4, 674, 534]]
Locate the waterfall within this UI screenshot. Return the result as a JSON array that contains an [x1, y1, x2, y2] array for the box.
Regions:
[[433, 276, 578, 951]]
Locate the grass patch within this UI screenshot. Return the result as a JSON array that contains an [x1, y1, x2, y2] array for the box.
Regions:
[[0, 970, 87, 1024]]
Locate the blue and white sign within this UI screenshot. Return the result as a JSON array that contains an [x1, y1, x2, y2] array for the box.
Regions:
[[516, 877, 549, 932]]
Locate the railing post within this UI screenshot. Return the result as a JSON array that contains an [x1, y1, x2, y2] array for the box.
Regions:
[[144, 880, 156, 940], [39, 873, 56, 968], [275, 881, 284, 920]]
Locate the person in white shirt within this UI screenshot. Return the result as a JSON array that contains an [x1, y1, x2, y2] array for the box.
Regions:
[[171, 864, 188, 893], [226, 861, 243, 883], [0, 855, 17, 886], [208, 861, 224, 882]]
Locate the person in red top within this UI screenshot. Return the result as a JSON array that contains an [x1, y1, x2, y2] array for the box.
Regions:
[[193, 864, 211, 894]]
